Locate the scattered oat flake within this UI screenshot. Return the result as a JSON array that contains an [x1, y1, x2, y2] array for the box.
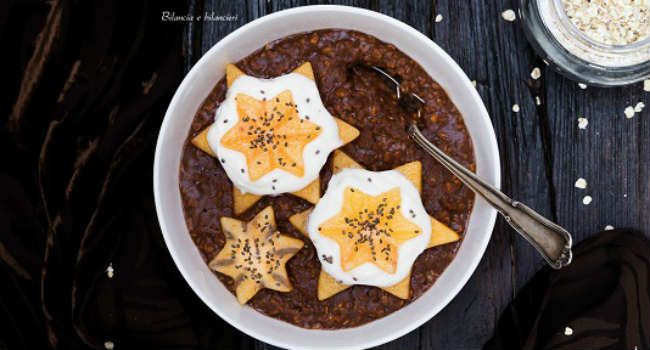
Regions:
[[472, 80, 477, 87], [104, 341, 115, 350], [106, 263, 114, 278], [575, 178, 587, 189], [535, 96, 542, 105], [502, 9, 516, 21], [577, 117, 588, 129], [624, 106, 636, 118], [604, 225, 614, 230], [435, 14, 443, 23], [644, 79, 650, 92], [634, 102, 645, 112], [531, 67, 541, 80], [578, 83, 587, 89], [564, 326, 573, 336], [582, 195, 592, 205], [512, 104, 520, 112]]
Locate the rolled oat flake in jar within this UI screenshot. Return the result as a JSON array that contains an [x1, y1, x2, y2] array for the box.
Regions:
[[520, 0, 650, 86]]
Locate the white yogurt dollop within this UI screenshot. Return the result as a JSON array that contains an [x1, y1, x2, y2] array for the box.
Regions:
[[207, 73, 342, 195], [307, 168, 431, 287]]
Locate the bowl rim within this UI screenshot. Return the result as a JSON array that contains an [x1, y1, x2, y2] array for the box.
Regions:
[[154, 5, 501, 349]]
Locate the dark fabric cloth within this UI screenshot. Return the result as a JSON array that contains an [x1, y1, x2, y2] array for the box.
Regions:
[[0, 1, 243, 349], [485, 229, 650, 350]]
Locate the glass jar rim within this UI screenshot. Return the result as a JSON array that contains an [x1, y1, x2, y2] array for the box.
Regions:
[[552, 0, 650, 51]]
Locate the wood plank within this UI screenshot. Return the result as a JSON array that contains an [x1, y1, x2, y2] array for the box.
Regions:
[[375, 0, 432, 38], [183, 0, 202, 74], [368, 2, 430, 349], [200, 0, 248, 54], [416, 1, 532, 348], [270, 0, 376, 11], [545, 72, 650, 242], [195, 2, 264, 349]]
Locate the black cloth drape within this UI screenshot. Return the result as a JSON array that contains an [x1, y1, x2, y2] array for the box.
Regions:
[[485, 229, 650, 350], [0, 1, 242, 349]]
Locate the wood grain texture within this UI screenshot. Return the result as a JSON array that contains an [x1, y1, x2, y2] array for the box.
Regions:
[[188, 1, 650, 349]]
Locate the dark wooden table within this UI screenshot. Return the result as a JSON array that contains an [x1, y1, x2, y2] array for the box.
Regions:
[[183, 1, 650, 349]]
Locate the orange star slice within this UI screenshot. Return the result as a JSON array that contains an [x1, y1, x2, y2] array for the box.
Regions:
[[220, 90, 321, 181], [289, 150, 460, 300], [208, 206, 304, 305], [318, 187, 421, 274], [191, 62, 360, 214]]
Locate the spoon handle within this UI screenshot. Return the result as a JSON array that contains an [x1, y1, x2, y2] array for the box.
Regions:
[[408, 124, 572, 269]]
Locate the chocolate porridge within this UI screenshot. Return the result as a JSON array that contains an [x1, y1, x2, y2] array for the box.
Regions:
[[179, 29, 475, 329]]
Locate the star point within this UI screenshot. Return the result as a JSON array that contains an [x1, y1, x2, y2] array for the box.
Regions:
[[209, 206, 304, 304]]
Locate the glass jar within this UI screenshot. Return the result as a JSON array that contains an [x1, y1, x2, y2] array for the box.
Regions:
[[519, 0, 650, 86]]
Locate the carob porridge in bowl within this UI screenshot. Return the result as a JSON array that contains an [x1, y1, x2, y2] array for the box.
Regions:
[[154, 6, 499, 349]]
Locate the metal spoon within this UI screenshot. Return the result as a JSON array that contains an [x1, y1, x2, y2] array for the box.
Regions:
[[366, 66, 573, 269]]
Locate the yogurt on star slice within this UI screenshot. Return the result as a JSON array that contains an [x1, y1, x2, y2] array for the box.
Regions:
[[207, 72, 342, 195], [307, 168, 431, 287]]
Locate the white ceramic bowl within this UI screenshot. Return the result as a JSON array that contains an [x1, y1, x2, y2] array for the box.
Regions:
[[154, 5, 500, 350]]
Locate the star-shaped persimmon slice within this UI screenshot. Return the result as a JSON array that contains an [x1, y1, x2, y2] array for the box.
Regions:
[[209, 206, 304, 304], [317, 187, 421, 274], [220, 90, 322, 181], [289, 150, 460, 300], [191, 62, 360, 215]]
